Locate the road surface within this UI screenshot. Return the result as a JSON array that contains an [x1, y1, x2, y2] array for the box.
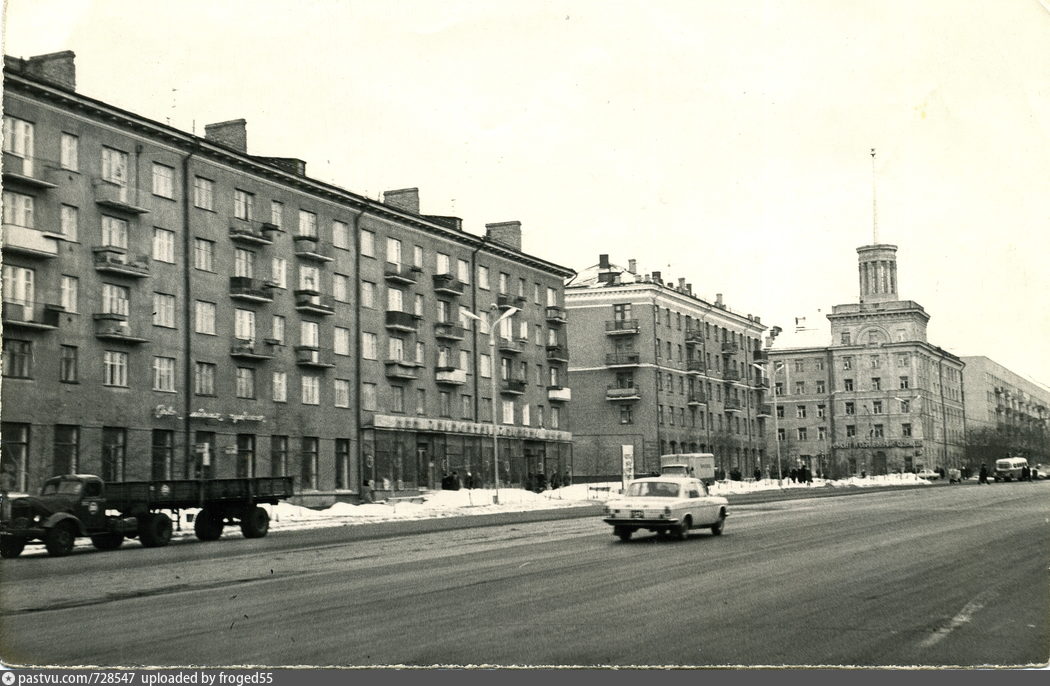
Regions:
[[1, 482, 1046, 667]]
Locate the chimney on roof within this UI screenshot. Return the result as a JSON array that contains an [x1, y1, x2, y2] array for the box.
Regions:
[[686, 283, 693, 295], [715, 293, 724, 307], [652, 270, 662, 285], [204, 119, 248, 153], [384, 188, 420, 215], [678, 278, 686, 291], [12, 51, 77, 91], [485, 221, 522, 251], [628, 259, 637, 274], [599, 254, 610, 269]]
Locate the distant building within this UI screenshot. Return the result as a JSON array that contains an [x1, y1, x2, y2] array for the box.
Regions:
[[565, 255, 768, 479], [960, 356, 1049, 462], [0, 51, 573, 500], [768, 243, 965, 477]]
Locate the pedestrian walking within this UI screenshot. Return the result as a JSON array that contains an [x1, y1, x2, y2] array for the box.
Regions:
[[978, 463, 989, 485], [563, 470, 572, 487], [450, 470, 462, 491], [550, 471, 561, 490], [1021, 464, 1031, 482], [464, 472, 474, 489], [753, 467, 762, 482], [361, 479, 375, 504]]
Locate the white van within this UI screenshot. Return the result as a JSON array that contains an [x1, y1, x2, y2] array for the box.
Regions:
[[993, 457, 1028, 482]]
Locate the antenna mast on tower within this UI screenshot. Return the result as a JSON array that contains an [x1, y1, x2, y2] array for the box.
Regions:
[[870, 147, 879, 244]]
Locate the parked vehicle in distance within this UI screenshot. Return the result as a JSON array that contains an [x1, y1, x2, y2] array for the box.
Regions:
[[602, 476, 728, 542], [0, 473, 294, 558], [659, 453, 716, 482], [1032, 464, 1047, 480], [947, 468, 962, 484], [916, 469, 940, 481], [993, 457, 1028, 482]]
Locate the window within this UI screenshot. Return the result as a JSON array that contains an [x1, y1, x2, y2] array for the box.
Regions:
[[101, 147, 128, 186], [391, 386, 405, 413], [478, 266, 490, 290], [335, 439, 351, 490], [270, 436, 289, 477], [235, 309, 256, 341], [271, 201, 283, 228], [897, 354, 910, 367], [333, 273, 350, 303], [414, 293, 424, 317], [776, 405, 785, 418], [460, 350, 471, 374], [899, 399, 910, 414], [872, 424, 884, 438], [521, 403, 530, 426], [301, 437, 319, 490], [871, 377, 881, 391], [193, 177, 214, 210], [299, 265, 320, 292], [815, 360, 825, 371], [457, 259, 470, 284], [387, 336, 404, 361], [60, 345, 78, 383], [102, 284, 129, 316], [60, 275, 78, 313], [502, 399, 515, 424], [234, 189, 254, 220], [386, 237, 402, 264], [152, 163, 174, 198], [101, 215, 128, 249], [103, 351, 128, 387], [60, 132, 78, 170], [153, 293, 176, 327], [3, 340, 32, 378], [518, 277, 526, 297], [332, 220, 350, 249], [1, 422, 29, 491], [461, 395, 473, 419], [547, 287, 558, 307], [795, 381, 805, 394], [797, 428, 808, 441], [362, 383, 377, 411], [901, 423, 912, 437], [300, 321, 320, 348], [872, 400, 883, 415], [842, 357, 852, 370], [3, 116, 33, 161], [843, 378, 854, 391], [101, 427, 126, 482], [362, 332, 378, 360], [334, 379, 350, 408], [194, 238, 215, 271], [272, 315, 286, 344], [436, 252, 450, 275], [195, 362, 216, 395], [816, 404, 826, 418], [236, 434, 256, 478], [845, 402, 855, 415], [499, 272, 509, 294], [419, 389, 430, 415], [480, 354, 492, 378], [841, 332, 851, 345], [270, 257, 287, 289], [195, 301, 216, 334], [272, 371, 287, 402], [815, 380, 826, 393], [360, 229, 375, 257], [60, 204, 78, 240], [55, 425, 80, 475], [796, 405, 807, 419], [620, 405, 633, 424], [152, 228, 176, 263], [413, 245, 424, 267], [870, 356, 881, 369], [298, 210, 318, 238], [415, 341, 426, 365], [334, 327, 351, 356], [818, 426, 827, 440], [235, 248, 255, 278], [236, 367, 256, 398], [153, 356, 176, 392], [361, 281, 376, 308], [386, 287, 404, 312], [777, 428, 785, 441], [550, 406, 560, 429], [899, 376, 910, 390], [846, 425, 856, 437], [302, 371, 317, 403], [794, 360, 805, 372]]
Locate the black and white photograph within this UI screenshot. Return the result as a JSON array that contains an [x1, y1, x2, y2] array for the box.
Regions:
[[1, 0, 1048, 673]]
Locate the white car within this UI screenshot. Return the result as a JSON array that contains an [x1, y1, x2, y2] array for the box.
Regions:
[[916, 469, 941, 481], [602, 477, 729, 542]]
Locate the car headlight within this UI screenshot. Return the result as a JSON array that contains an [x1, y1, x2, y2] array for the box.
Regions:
[[664, 506, 671, 515]]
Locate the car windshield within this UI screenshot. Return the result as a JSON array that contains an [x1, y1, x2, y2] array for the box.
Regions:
[[626, 481, 681, 498], [40, 479, 82, 496]]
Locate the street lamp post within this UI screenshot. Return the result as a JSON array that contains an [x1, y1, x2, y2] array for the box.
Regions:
[[754, 360, 785, 482], [463, 304, 520, 500]]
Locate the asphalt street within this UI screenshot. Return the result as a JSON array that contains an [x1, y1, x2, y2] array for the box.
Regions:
[[1, 481, 1047, 668]]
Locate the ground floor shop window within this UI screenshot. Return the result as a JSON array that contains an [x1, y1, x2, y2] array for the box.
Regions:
[[151, 429, 173, 480], [300, 437, 318, 489], [1, 422, 29, 491], [55, 425, 80, 476], [101, 427, 126, 482]]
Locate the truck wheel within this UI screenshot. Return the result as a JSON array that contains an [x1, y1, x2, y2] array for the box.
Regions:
[[45, 521, 77, 557], [90, 533, 124, 551], [240, 506, 270, 539], [614, 526, 632, 542], [139, 513, 173, 548], [711, 509, 726, 536], [676, 516, 691, 541], [193, 509, 224, 541], [1, 536, 26, 558]]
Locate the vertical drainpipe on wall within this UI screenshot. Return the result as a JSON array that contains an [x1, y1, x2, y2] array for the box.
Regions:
[[180, 143, 198, 477], [469, 237, 486, 423], [651, 290, 661, 474], [350, 207, 366, 492], [826, 348, 837, 476]]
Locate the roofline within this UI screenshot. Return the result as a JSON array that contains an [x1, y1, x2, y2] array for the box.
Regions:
[[3, 68, 574, 278], [566, 281, 766, 331], [768, 342, 964, 364]]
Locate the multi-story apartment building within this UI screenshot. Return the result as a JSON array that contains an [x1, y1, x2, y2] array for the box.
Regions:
[[565, 255, 768, 479], [960, 356, 1049, 462], [767, 243, 965, 477], [0, 52, 573, 501]]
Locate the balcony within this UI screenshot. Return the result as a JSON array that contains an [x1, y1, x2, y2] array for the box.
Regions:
[[756, 404, 773, 417], [687, 391, 707, 407], [547, 386, 572, 402], [501, 378, 527, 395], [93, 180, 149, 214], [2, 154, 57, 189], [292, 236, 333, 262], [497, 293, 526, 309], [752, 349, 768, 364], [2, 301, 62, 330], [724, 398, 743, 413], [93, 248, 151, 278], [498, 337, 526, 355], [606, 386, 641, 401], [686, 359, 707, 375], [230, 339, 275, 360], [385, 310, 420, 332], [92, 314, 148, 344], [685, 329, 705, 346], [229, 220, 278, 246], [435, 367, 468, 385], [385, 359, 418, 380], [605, 319, 639, 335], [432, 273, 464, 296], [606, 351, 641, 367], [295, 346, 335, 368], [433, 322, 466, 340], [385, 263, 421, 285], [3, 224, 60, 258], [753, 376, 768, 389], [294, 291, 336, 316], [546, 345, 569, 363], [721, 341, 740, 355], [230, 276, 275, 303], [545, 306, 567, 324], [723, 369, 741, 382]]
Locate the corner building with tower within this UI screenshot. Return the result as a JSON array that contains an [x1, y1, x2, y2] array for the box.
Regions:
[[0, 52, 573, 502]]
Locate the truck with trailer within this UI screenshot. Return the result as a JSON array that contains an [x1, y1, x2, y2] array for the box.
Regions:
[[0, 473, 294, 558], [659, 453, 716, 482]]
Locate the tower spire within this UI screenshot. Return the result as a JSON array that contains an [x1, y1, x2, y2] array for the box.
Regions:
[[870, 147, 878, 244]]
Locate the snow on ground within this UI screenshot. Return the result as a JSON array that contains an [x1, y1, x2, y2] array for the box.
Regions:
[[165, 472, 933, 538]]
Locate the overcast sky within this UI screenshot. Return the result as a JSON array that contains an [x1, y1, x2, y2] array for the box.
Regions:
[[4, 0, 1049, 388]]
